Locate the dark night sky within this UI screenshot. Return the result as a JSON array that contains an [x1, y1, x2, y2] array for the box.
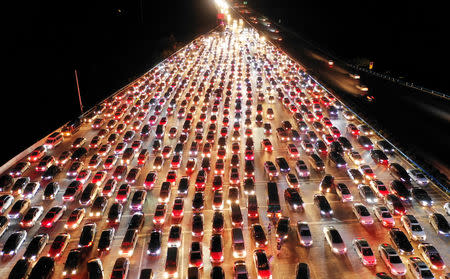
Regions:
[[2, 0, 448, 165]]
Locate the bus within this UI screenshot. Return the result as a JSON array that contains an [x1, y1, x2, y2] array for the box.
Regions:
[[267, 182, 281, 218]]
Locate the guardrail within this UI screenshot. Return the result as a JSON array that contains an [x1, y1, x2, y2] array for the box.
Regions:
[[0, 26, 220, 176], [347, 64, 450, 100], [231, 6, 449, 194]]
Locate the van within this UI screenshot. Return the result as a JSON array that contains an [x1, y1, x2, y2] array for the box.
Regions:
[[164, 247, 178, 278], [247, 195, 259, 219], [44, 132, 63, 149], [231, 204, 243, 227], [232, 228, 246, 258]]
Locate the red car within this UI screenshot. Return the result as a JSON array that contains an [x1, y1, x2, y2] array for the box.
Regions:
[[115, 184, 131, 203], [41, 206, 66, 228], [28, 146, 46, 162], [166, 171, 177, 185], [186, 158, 197, 174], [144, 172, 157, 190], [171, 197, 184, 220], [195, 170, 206, 191], [171, 155, 182, 169], [261, 139, 273, 152], [214, 159, 225, 175], [102, 179, 117, 197], [245, 148, 254, 160], [210, 234, 224, 263], [153, 203, 166, 225], [47, 233, 70, 259], [287, 144, 300, 159]]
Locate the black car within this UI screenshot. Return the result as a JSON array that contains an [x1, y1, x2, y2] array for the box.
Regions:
[[284, 188, 304, 210], [429, 213, 450, 236], [147, 230, 162, 256], [243, 177, 255, 195], [295, 262, 310, 279], [63, 249, 83, 276], [329, 151, 347, 168], [275, 157, 290, 173], [177, 177, 189, 196], [1, 230, 27, 256], [389, 163, 411, 184], [377, 140, 395, 154], [42, 165, 61, 180], [390, 180, 412, 202], [276, 217, 290, 241], [11, 177, 30, 195], [411, 188, 433, 206], [192, 192, 204, 212], [139, 269, 153, 279], [314, 194, 333, 216], [128, 212, 145, 232], [0, 174, 14, 192], [357, 136, 373, 149], [107, 203, 123, 225], [28, 256, 55, 279], [192, 214, 204, 237], [90, 196, 108, 218], [389, 228, 414, 255], [319, 174, 335, 193], [212, 211, 225, 234], [337, 137, 353, 151], [43, 182, 59, 200], [71, 147, 88, 161], [8, 258, 31, 279], [211, 266, 225, 279], [329, 141, 344, 155], [23, 234, 48, 261], [370, 149, 388, 165], [98, 228, 115, 253], [79, 223, 96, 249], [87, 258, 104, 279]]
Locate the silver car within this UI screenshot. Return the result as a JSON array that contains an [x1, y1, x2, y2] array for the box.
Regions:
[[401, 215, 426, 241], [297, 222, 313, 247], [358, 184, 378, 204], [323, 226, 346, 254]]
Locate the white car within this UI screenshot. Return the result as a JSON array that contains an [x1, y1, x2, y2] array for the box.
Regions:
[[407, 169, 430, 186], [352, 238, 376, 266], [358, 184, 378, 204], [373, 205, 395, 227], [352, 203, 374, 225], [401, 215, 426, 241], [378, 243, 406, 277], [336, 183, 353, 202], [323, 226, 346, 254], [296, 222, 313, 247]]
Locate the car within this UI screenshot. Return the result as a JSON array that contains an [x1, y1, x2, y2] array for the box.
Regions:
[[407, 257, 435, 279], [90, 196, 108, 218], [79, 183, 99, 206], [21, 182, 39, 199], [429, 213, 450, 236], [9, 162, 31, 178], [373, 205, 395, 227], [189, 241, 203, 269], [143, 172, 157, 190], [359, 164, 376, 180], [276, 216, 290, 241], [20, 205, 44, 228], [314, 194, 333, 217], [408, 169, 430, 186], [385, 194, 407, 215], [28, 256, 55, 278], [352, 203, 374, 225], [357, 136, 374, 150], [210, 234, 224, 263], [76, 169, 92, 184], [23, 233, 49, 261], [371, 149, 389, 165], [1, 230, 27, 257], [153, 203, 166, 225], [0, 194, 14, 214], [323, 226, 346, 254], [377, 140, 395, 154], [284, 188, 304, 210], [389, 228, 414, 255], [301, 139, 314, 153], [111, 257, 130, 279], [146, 229, 162, 257], [115, 183, 131, 203], [171, 197, 184, 220], [319, 174, 334, 193], [119, 229, 139, 256], [352, 238, 376, 266], [378, 243, 406, 276], [153, 156, 164, 170], [0, 216, 8, 238], [390, 180, 412, 202], [8, 199, 30, 219], [28, 145, 46, 162], [78, 223, 97, 249], [41, 205, 66, 228], [92, 171, 107, 186], [87, 258, 104, 279], [389, 163, 411, 184], [234, 260, 249, 279], [47, 233, 70, 259], [104, 155, 118, 170], [329, 151, 347, 168], [97, 227, 115, 254], [261, 138, 273, 152], [127, 212, 145, 233], [412, 187, 433, 207], [347, 169, 364, 184], [418, 243, 446, 271], [297, 222, 313, 247], [9, 258, 32, 279], [56, 151, 72, 166], [253, 249, 271, 279], [358, 184, 378, 204], [347, 150, 363, 165], [65, 208, 85, 230], [336, 183, 353, 202], [192, 191, 204, 212], [369, 179, 390, 197], [286, 173, 300, 188], [401, 214, 426, 242]]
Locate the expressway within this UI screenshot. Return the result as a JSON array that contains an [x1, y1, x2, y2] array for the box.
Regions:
[[0, 20, 449, 279]]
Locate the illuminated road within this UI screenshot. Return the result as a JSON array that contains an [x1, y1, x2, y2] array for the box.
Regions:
[[0, 20, 449, 279]]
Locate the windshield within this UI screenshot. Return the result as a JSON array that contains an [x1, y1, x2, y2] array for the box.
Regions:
[[330, 230, 343, 243], [300, 229, 311, 236], [411, 225, 422, 231], [390, 256, 402, 263], [381, 212, 392, 218], [362, 248, 373, 256]]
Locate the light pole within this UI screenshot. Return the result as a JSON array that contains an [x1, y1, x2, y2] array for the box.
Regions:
[[74, 69, 84, 113]]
